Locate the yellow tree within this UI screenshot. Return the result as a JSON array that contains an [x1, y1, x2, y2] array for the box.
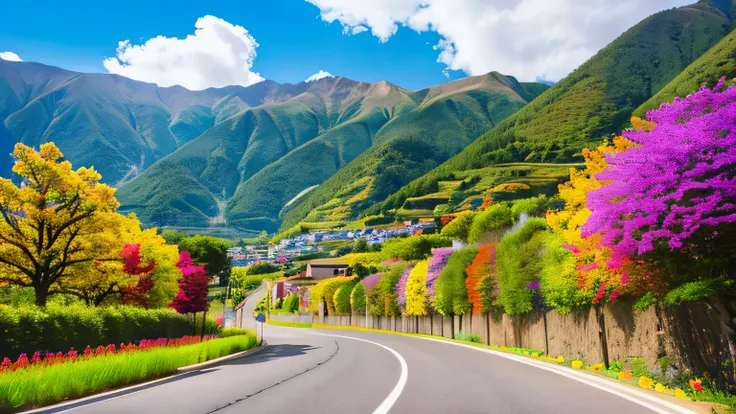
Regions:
[[0, 143, 120, 306], [546, 134, 640, 299]]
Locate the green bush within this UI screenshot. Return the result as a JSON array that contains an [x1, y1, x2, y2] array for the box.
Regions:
[[440, 210, 476, 242], [468, 204, 514, 243], [496, 218, 549, 314], [0, 335, 258, 411], [510, 196, 547, 218], [246, 262, 280, 275], [350, 283, 367, 315], [230, 269, 283, 291], [457, 331, 481, 343], [0, 304, 193, 359], [253, 294, 268, 316], [334, 281, 356, 315], [630, 357, 650, 378], [308, 277, 354, 314], [282, 294, 300, 313], [367, 263, 408, 316], [380, 234, 452, 261], [434, 247, 478, 315]]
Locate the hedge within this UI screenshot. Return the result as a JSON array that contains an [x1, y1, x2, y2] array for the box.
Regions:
[[468, 204, 514, 243], [334, 281, 356, 315], [405, 260, 430, 316], [0, 304, 193, 359], [380, 234, 452, 261], [308, 277, 354, 314], [282, 294, 300, 313], [434, 247, 478, 315], [367, 263, 408, 316], [350, 283, 367, 315]]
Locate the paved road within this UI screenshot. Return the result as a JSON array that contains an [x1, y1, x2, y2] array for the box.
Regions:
[[33, 321, 693, 414]]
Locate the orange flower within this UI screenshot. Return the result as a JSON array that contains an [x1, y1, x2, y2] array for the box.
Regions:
[[689, 379, 702, 392], [592, 363, 604, 372]]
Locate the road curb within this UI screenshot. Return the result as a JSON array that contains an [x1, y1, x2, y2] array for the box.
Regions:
[[177, 343, 267, 373]]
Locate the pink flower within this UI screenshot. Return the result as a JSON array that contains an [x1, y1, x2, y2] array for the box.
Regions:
[[562, 244, 581, 254], [594, 284, 606, 303], [608, 290, 620, 302], [621, 272, 629, 285]]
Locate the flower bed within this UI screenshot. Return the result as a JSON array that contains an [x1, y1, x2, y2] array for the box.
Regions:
[[0, 335, 217, 375], [0, 334, 258, 412]]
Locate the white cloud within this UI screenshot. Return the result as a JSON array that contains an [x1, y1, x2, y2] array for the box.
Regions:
[[305, 0, 692, 81], [0, 52, 22, 62], [306, 70, 335, 82], [103, 15, 264, 90]]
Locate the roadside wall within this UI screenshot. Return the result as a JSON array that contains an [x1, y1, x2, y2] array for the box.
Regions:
[[266, 302, 732, 377]]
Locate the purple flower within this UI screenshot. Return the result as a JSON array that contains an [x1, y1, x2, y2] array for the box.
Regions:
[[395, 268, 412, 306], [362, 273, 383, 290], [582, 79, 736, 266], [562, 244, 580, 254], [526, 282, 541, 290], [425, 248, 454, 302]]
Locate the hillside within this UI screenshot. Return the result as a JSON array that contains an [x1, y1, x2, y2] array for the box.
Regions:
[[635, 27, 736, 115], [118, 74, 546, 232], [370, 0, 734, 218], [0, 60, 308, 185], [278, 72, 547, 230]]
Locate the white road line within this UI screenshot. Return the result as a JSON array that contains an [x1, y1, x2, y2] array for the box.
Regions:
[[413, 336, 694, 414], [313, 333, 408, 414]]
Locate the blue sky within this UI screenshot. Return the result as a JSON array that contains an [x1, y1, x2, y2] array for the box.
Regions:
[[0, 0, 463, 90], [0, 0, 689, 91]]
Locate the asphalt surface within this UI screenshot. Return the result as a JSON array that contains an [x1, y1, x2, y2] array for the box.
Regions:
[[32, 293, 690, 414]]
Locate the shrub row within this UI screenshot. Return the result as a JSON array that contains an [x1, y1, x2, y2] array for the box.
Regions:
[[0, 304, 193, 359]]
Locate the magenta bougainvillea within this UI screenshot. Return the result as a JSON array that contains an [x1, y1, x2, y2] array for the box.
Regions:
[[425, 248, 454, 302], [169, 251, 209, 314], [583, 79, 736, 267]]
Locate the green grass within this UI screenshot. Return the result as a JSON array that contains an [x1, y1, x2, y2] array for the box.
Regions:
[[266, 320, 312, 328], [0, 335, 258, 411]]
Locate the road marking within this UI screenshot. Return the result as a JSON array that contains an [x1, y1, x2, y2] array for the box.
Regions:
[[413, 336, 693, 414], [313, 333, 408, 414]]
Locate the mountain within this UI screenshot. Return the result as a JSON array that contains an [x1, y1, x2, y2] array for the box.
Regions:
[[635, 26, 736, 115], [366, 0, 735, 220], [0, 60, 309, 185], [116, 73, 547, 232], [277, 73, 547, 231]]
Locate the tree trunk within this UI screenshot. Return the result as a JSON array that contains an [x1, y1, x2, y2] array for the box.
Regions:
[[201, 309, 207, 340], [34, 285, 48, 307], [192, 312, 197, 336]]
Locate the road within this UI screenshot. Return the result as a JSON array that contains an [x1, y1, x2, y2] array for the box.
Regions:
[[33, 296, 693, 414]]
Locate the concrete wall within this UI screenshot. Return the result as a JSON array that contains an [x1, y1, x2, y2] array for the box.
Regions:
[[256, 301, 730, 380]]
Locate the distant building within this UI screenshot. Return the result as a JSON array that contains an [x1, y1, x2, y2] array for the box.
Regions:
[[306, 263, 349, 280]]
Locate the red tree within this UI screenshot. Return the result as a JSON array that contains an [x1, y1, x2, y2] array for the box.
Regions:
[[169, 251, 209, 315], [120, 243, 156, 307]]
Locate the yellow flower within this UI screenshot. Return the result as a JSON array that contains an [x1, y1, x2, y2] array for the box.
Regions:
[[675, 389, 687, 400], [638, 376, 654, 389], [592, 363, 604, 372], [531, 352, 539, 358], [617, 372, 627, 381], [655, 383, 666, 393], [556, 355, 565, 363], [571, 360, 584, 369]]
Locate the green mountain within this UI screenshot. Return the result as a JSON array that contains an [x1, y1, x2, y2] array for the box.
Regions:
[[117, 74, 547, 232], [635, 26, 736, 115], [278, 73, 547, 231], [369, 0, 734, 218], [0, 60, 309, 185]]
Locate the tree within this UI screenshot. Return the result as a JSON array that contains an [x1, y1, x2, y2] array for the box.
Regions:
[[584, 80, 736, 272], [353, 238, 369, 253], [0, 143, 119, 306], [161, 229, 187, 245], [178, 235, 231, 278], [169, 251, 209, 316]]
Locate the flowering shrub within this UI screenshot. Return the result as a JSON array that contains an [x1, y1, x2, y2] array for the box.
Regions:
[[0, 335, 217, 374], [434, 247, 477, 316], [465, 244, 497, 314], [584, 80, 736, 267], [350, 283, 366, 315], [425, 248, 454, 304], [308, 277, 353, 314], [405, 260, 430, 316], [395, 268, 412, 307], [638, 376, 655, 389]]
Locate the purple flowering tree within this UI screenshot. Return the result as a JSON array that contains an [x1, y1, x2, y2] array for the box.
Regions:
[[583, 79, 736, 268], [425, 248, 454, 303], [395, 268, 412, 306]]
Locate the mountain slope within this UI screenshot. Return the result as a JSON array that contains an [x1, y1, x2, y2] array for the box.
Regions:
[[278, 72, 547, 230], [373, 0, 734, 216], [0, 60, 308, 185], [117, 73, 547, 232], [635, 27, 736, 115]]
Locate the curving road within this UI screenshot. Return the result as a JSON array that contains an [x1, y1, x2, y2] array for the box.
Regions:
[[31, 294, 695, 414]]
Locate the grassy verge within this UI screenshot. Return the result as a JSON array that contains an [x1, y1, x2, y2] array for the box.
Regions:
[[266, 320, 312, 328], [0, 335, 258, 412]]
